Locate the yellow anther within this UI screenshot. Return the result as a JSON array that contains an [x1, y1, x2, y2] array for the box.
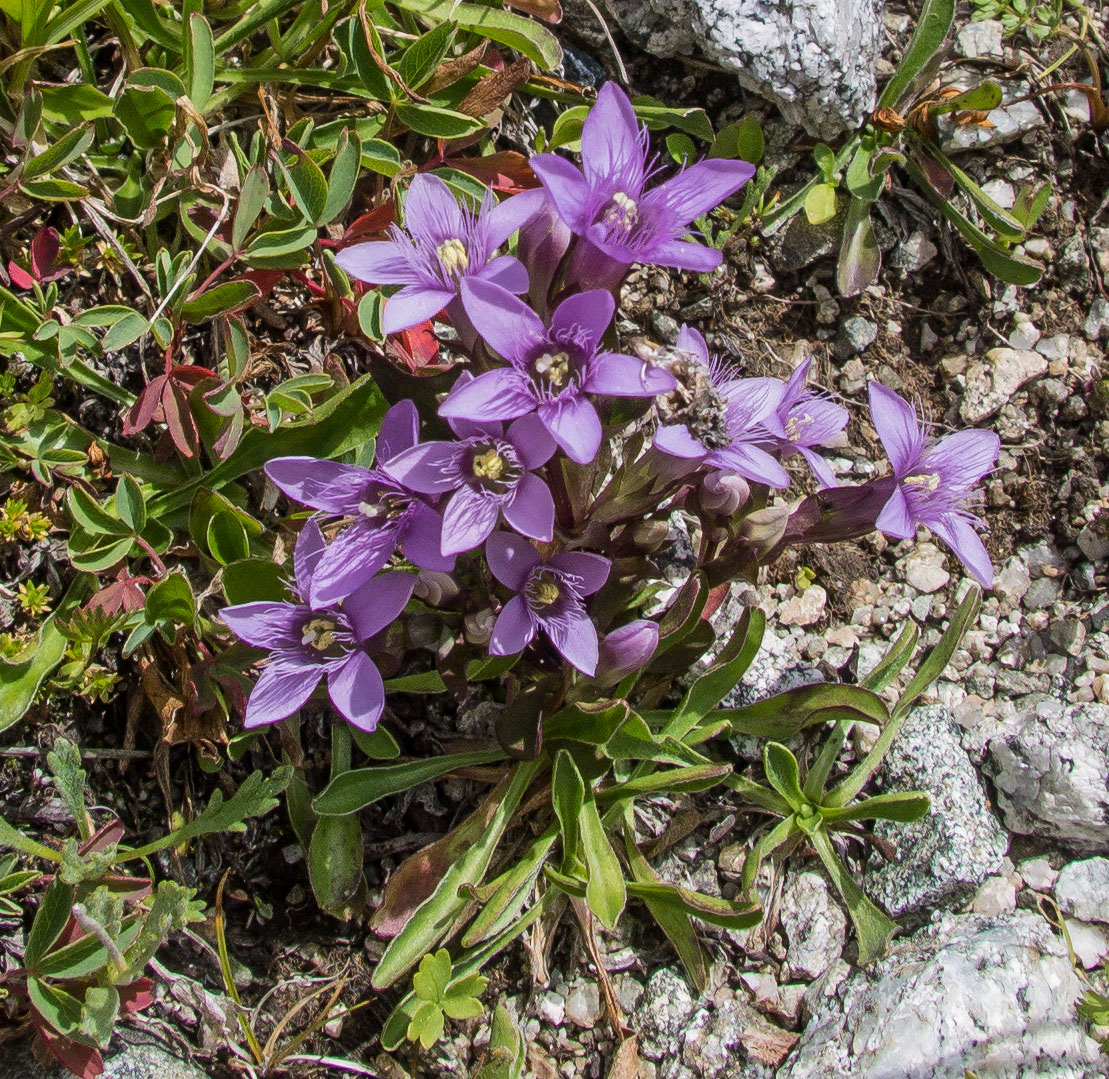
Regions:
[[302, 618, 338, 651], [904, 472, 941, 493], [472, 448, 506, 480], [534, 351, 571, 387], [437, 238, 469, 276]]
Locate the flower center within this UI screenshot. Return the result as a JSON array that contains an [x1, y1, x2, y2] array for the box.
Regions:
[[533, 350, 571, 388], [467, 439, 523, 495], [358, 491, 408, 521], [602, 190, 638, 233], [526, 570, 562, 608], [472, 448, 506, 480], [904, 471, 941, 493], [436, 237, 469, 278], [301, 617, 339, 652], [785, 413, 814, 442]]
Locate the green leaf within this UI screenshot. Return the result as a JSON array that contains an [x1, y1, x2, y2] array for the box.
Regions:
[[22, 124, 93, 180], [180, 281, 261, 322], [580, 796, 625, 930], [548, 105, 588, 151], [596, 761, 733, 802], [763, 743, 805, 812], [114, 475, 147, 534], [665, 132, 697, 165], [441, 993, 484, 1020], [917, 145, 1026, 242], [859, 620, 919, 693], [221, 558, 287, 605], [626, 880, 762, 930], [145, 572, 196, 628], [551, 750, 585, 869], [101, 311, 149, 352], [281, 146, 329, 226], [186, 13, 215, 111], [396, 21, 456, 90], [114, 81, 177, 150], [350, 725, 401, 760], [383, 670, 447, 693], [243, 224, 318, 267], [720, 683, 890, 741], [710, 115, 763, 164], [877, 0, 955, 111], [321, 128, 361, 225], [27, 978, 83, 1037], [68, 535, 135, 573], [79, 985, 120, 1048], [68, 487, 130, 536], [804, 183, 838, 226], [632, 97, 714, 141], [46, 740, 87, 837], [836, 195, 881, 298], [928, 81, 1003, 114], [412, 948, 452, 1002], [206, 512, 250, 564], [820, 791, 931, 825], [39, 84, 113, 125], [25, 880, 75, 970], [18, 178, 89, 201], [119, 768, 292, 863], [394, 102, 485, 139], [232, 166, 270, 251], [313, 750, 504, 816], [407, 999, 445, 1049], [308, 814, 365, 916]]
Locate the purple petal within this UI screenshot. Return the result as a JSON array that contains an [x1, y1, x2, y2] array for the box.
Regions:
[[868, 382, 925, 476], [931, 515, 994, 589], [459, 278, 546, 363], [724, 377, 786, 431], [596, 619, 658, 685], [645, 158, 755, 224], [654, 423, 707, 459], [400, 501, 456, 572], [377, 400, 420, 463], [295, 519, 328, 588], [383, 285, 455, 335], [502, 472, 554, 542], [489, 594, 537, 657], [383, 441, 461, 494], [441, 486, 502, 555], [309, 521, 400, 607], [530, 154, 592, 232], [779, 357, 813, 413], [550, 289, 614, 347], [580, 82, 646, 193], [538, 395, 602, 465], [344, 570, 415, 642], [876, 484, 917, 539], [477, 255, 529, 295], [643, 238, 722, 273], [550, 552, 610, 595], [266, 457, 369, 514], [585, 351, 676, 396], [485, 187, 547, 248], [244, 661, 323, 727], [403, 173, 466, 243], [439, 367, 536, 423], [788, 396, 850, 448], [328, 649, 386, 732], [675, 325, 709, 364], [797, 446, 840, 489], [542, 608, 599, 676], [707, 442, 790, 488], [221, 601, 306, 650], [507, 413, 557, 469], [485, 531, 541, 591], [334, 240, 418, 286], [923, 428, 1000, 495]]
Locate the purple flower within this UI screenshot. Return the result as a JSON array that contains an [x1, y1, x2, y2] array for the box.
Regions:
[[758, 358, 849, 488], [265, 401, 453, 607], [652, 326, 789, 488], [485, 532, 610, 674], [221, 521, 414, 731], [334, 174, 543, 335], [383, 413, 557, 556], [439, 279, 676, 465], [595, 619, 659, 686], [530, 83, 754, 289], [868, 382, 1000, 587]]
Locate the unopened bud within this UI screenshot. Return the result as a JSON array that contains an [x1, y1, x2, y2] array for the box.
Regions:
[[739, 505, 790, 556], [595, 619, 659, 686], [465, 608, 497, 646], [701, 470, 750, 516], [630, 518, 670, 552], [414, 571, 459, 606]]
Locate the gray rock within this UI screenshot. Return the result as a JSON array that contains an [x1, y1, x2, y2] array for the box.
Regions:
[[1065, 918, 1109, 970], [777, 911, 1103, 1079], [864, 706, 1008, 918], [955, 19, 1003, 58], [635, 968, 698, 1060], [593, 0, 883, 138], [960, 347, 1048, 423], [564, 980, 602, 1028], [832, 316, 878, 359], [1085, 297, 1109, 342], [780, 871, 847, 981], [944, 97, 1045, 151], [1055, 858, 1109, 924], [765, 200, 846, 272], [10, 1040, 210, 1079], [987, 704, 1109, 851], [1018, 856, 1057, 891]]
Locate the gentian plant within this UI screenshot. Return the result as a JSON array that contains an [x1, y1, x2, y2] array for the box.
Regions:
[[213, 81, 1002, 1051]]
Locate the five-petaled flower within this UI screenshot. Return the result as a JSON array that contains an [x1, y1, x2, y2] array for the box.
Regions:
[[383, 410, 557, 556], [530, 83, 755, 289], [334, 173, 542, 335], [438, 279, 676, 464], [485, 531, 610, 675], [868, 382, 1000, 587], [758, 357, 849, 489], [221, 521, 414, 731], [265, 401, 453, 606], [652, 326, 790, 488]]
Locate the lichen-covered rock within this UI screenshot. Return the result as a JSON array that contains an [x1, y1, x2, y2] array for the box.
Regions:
[[779, 871, 847, 981], [864, 706, 1008, 918], [777, 911, 1103, 1079], [1055, 858, 1109, 924], [11, 1041, 210, 1079], [986, 703, 1109, 852], [574, 0, 884, 138]]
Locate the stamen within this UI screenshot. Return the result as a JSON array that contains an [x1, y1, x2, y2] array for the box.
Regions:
[[904, 472, 941, 493], [533, 351, 571, 387], [436, 238, 469, 277], [785, 413, 815, 442], [358, 501, 384, 518], [472, 448, 506, 480], [602, 190, 638, 232], [527, 573, 561, 608], [301, 617, 338, 651]]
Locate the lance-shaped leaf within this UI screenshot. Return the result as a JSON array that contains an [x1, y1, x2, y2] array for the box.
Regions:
[[580, 794, 625, 930], [596, 761, 732, 803], [763, 743, 806, 813], [820, 791, 931, 825], [720, 683, 889, 741], [626, 880, 762, 930], [877, 0, 955, 111], [552, 750, 585, 870]]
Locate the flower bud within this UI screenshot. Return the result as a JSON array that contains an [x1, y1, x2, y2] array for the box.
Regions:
[[701, 470, 750, 516], [595, 619, 659, 686], [739, 505, 790, 557], [465, 608, 496, 646], [414, 571, 459, 606]]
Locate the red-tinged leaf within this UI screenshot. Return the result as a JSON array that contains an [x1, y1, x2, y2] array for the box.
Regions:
[[914, 150, 954, 199], [238, 268, 284, 297], [335, 203, 396, 245], [36, 1026, 104, 1079], [503, 0, 562, 22], [86, 568, 149, 614], [123, 376, 167, 436], [289, 268, 327, 298], [30, 227, 61, 280], [79, 819, 126, 856], [162, 380, 199, 458], [117, 978, 154, 1015], [8, 260, 35, 289], [445, 151, 538, 194], [702, 582, 730, 621], [169, 363, 217, 388], [386, 321, 442, 372]]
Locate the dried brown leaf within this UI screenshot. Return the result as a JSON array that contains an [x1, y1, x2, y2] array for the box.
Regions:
[[458, 56, 533, 118]]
